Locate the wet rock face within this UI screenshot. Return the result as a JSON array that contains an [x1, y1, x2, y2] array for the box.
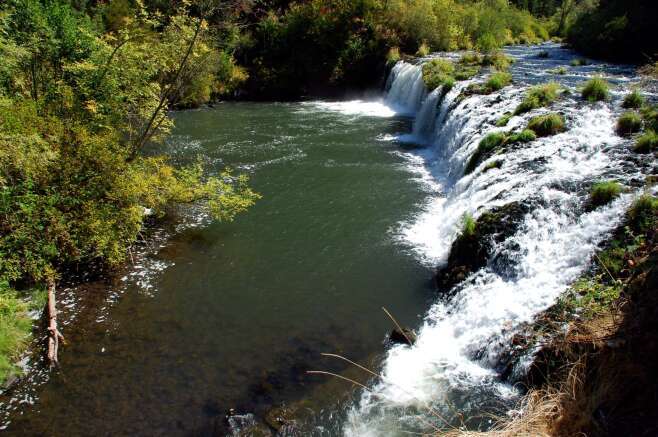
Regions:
[[388, 327, 417, 345], [435, 202, 529, 293]]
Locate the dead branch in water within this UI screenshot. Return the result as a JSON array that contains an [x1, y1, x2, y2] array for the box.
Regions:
[[46, 279, 65, 367]]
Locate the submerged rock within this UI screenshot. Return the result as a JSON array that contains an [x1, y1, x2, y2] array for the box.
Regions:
[[389, 327, 417, 345], [435, 202, 529, 292]]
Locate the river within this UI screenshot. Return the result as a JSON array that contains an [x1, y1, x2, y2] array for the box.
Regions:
[[0, 43, 653, 436]]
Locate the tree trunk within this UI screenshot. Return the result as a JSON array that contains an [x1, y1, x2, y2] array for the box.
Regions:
[[46, 279, 64, 367]]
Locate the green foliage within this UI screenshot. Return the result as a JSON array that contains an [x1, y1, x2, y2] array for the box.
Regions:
[[570, 58, 589, 67], [622, 90, 645, 109], [482, 51, 514, 71], [496, 112, 513, 127], [634, 130, 658, 154], [416, 41, 430, 57], [387, 47, 401, 65], [569, 276, 622, 318], [460, 213, 477, 238], [508, 129, 537, 143], [465, 132, 507, 174], [628, 195, 658, 234], [514, 82, 560, 115], [526, 113, 566, 137], [640, 105, 658, 132], [550, 66, 567, 75], [590, 181, 622, 208], [422, 58, 456, 91], [485, 71, 512, 91], [616, 112, 643, 137], [581, 77, 610, 102]]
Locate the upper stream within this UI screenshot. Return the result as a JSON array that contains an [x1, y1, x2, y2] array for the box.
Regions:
[[1, 43, 654, 436]]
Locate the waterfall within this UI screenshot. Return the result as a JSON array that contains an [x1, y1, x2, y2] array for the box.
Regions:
[[344, 43, 648, 436]]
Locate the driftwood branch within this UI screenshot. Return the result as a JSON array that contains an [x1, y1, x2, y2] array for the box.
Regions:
[[46, 279, 64, 367]]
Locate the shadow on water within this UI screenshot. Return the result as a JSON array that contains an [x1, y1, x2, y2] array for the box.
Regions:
[[0, 102, 433, 435]]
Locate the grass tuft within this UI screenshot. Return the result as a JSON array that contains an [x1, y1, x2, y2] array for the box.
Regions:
[[508, 129, 537, 143], [527, 113, 566, 137], [465, 132, 507, 174], [616, 111, 643, 137], [581, 77, 610, 102], [633, 130, 658, 153], [514, 82, 560, 115], [590, 181, 622, 208], [622, 90, 645, 109]]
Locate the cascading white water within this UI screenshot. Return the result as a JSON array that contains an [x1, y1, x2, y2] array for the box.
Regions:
[[344, 44, 648, 436], [385, 62, 426, 115]]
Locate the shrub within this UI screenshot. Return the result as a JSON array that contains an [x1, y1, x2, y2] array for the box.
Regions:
[[514, 82, 560, 115], [590, 181, 622, 207], [422, 58, 455, 91], [485, 72, 512, 92], [550, 67, 567, 75], [640, 105, 658, 132], [460, 213, 477, 238], [527, 113, 566, 136], [416, 41, 430, 57], [581, 77, 610, 102], [508, 129, 537, 143], [634, 130, 658, 153], [387, 47, 401, 65], [465, 132, 507, 174], [537, 50, 549, 58], [616, 111, 643, 137], [570, 58, 589, 66], [622, 90, 645, 109], [629, 194, 658, 233], [496, 113, 512, 127], [482, 51, 514, 71], [460, 52, 482, 65]]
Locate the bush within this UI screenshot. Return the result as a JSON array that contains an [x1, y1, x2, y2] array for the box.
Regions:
[[482, 51, 514, 71], [465, 132, 507, 174], [616, 112, 643, 137], [590, 181, 622, 207], [527, 113, 566, 136], [514, 82, 560, 115], [581, 77, 610, 102], [629, 195, 658, 233], [416, 41, 430, 57], [622, 90, 645, 109], [537, 50, 549, 58], [460, 52, 482, 65], [485, 72, 512, 92], [508, 129, 537, 143], [641, 105, 658, 132], [460, 213, 477, 238], [422, 58, 455, 91], [387, 47, 401, 65], [550, 67, 567, 75], [634, 130, 658, 153], [570, 58, 590, 67], [496, 113, 512, 127]]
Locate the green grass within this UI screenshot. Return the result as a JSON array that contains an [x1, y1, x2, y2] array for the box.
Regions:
[[527, 113, 566, 137], [422, 58, 455, 91], [483, 160, 503, 172], [640, 105, 658, 132], [570, 58, 590, 67], [459, 52, 482, 65], [622, 90, 645, 109], [616, 111, 643, 137], [482, 51, 514, 71], [386, 47, 401, 65], [496, 113, 513, 127], [485, 72, 512, 92], [416, 41, 430, 57], [514, 82, 560, 115], [0, 281, 45, 385], [460, 213, 477, 238], [581, 77, 610, 102], [550, 67, 567, 75], [634, 130, 658, 153], [590, 181, 622, 208], [629, 194, 658, 233], [465, 132, 507, 174], [508, 129, 537, 143]]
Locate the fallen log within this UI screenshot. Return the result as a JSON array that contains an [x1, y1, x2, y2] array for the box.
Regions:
[[46, 279, 64, 367]]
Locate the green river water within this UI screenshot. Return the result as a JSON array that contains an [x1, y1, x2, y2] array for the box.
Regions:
[[4, 102, 434, 435]]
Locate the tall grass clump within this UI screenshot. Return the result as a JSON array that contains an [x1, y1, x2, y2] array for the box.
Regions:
[[386, 47, 401, 65], [616, 112, 643, 137], [460, 213, 477, 238], [590, 181, 622, 208], [416, 41, 430, 57], [465, 132, 507, 174], [622, 90, 645, 109], [581, 77, 609, 102], [514, 82, 560, 115], [422, 58, 455, 91], [485, 72, 512, 92], [508, 129, 537, 143], [634, 130, 658, 153], [482, 51, 514, 71], [629, 194, 658, 233], [527, 113, 566, 137]]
